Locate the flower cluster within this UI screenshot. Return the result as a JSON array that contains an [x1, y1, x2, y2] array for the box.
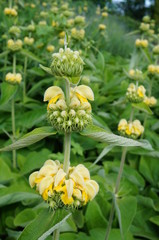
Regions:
[[4, 7, 17, 16], [29, 160, 99, 209], [24, 37, 34, 45], [99, 24, 106, 31], [102, 12, 108, 18], [148, 65, 159, 75], [153, 45, 159, 55], [128, 69, 143, 81], [144, 96, 157, 107], [7, 39, 23, 51], [50, 48, 84, 82], [47, 45, 55, 52], [140, 22, 150, 32], [74, 16, 85, 25], [126, 83, 146, 103], [9, 26, 21, 36], [118, 119, 144, 139], [135, 39, 148, 48], [5, 73, 22, 84], [44, 85, 94, 133], [71, 28, 85, 40]]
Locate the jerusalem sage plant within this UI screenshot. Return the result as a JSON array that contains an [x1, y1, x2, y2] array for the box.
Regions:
[[0, 35, 152, 239]]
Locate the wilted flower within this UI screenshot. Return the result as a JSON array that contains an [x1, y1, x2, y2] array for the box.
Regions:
[[29, 160, 99, 209]]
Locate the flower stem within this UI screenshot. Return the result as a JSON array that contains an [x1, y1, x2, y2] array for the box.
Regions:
[[52, 229, 59, 240], [105, 147, 127, 240], [63, 79, 71, 175], [12, 54, 16, 169], [11, 97, 16, 169], [23, 56, 28, 102]]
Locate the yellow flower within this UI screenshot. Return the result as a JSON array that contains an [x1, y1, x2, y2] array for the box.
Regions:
[[137, 85, 146, 98], [59, 31, 65, 38], [73, 85, 94, 103], [102, 12, 108, 17], [44, 86, 64, 109], [118, 119, 127, 131]]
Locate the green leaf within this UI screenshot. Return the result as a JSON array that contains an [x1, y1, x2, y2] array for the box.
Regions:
[[0, 158, 17, 182], [18, 209, 71, 240], [92, 145, 114, 166], [0, 50, 9, 58], [21, 49, 45, 64], [14, 209, 36, 227], [0, 180, 40, 207], [0, 82, 18, 106], [116, 196, 137, 238], [85, 200, 107, 229], [40, 64, 53, 75], [0, 127, 56, 151], [132, 102, 153, 115], [149, 216, 159, 227], [81, 125, 152, 150]]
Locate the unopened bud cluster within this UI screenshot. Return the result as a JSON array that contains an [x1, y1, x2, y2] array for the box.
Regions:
[[51, 48, 84, 79], [153, 45, 159, 55], [74, 16, 85, 25], [7, 39, 23, 51], [135, 39, 148, 48], [44, 85, 94, 133], [118, 119, 144, 139], [144, 96, 157, 107], [126, 83, 146, 103], [9, 26, 21, 36], [4, 8, 17, 16], [29, 160, 99, 209], [99, 24, 106, 31], [129, 69, 143, 81], [5, 73, 22, 84]]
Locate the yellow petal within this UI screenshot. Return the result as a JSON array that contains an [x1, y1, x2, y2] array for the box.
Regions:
[[70, 170, 85, 187], [75, 92, 88, 103], [29, 171, 38, 188], [75, 164, 90, 180], [42, 184, 53, 200], [44, 159, 60, 167], [65, 179, 74, 198], [61, 193, 74, 205], [85, 180, 99, 200], [39, 176, 54, 195], [54, 169, 66, 187], [38, 165, 59, 177], [75, 85, 94, 101], [43, 86, 64, 102]]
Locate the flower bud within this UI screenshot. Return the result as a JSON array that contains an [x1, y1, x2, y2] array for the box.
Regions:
[[50, 48, 84, 83], [126, 83, 146, 103], [7, 39, 23, 51]]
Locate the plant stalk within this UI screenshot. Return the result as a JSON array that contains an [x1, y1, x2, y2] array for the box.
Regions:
[[105, 147, 127, 240], [52, 229, 59, 240], [23, 56, 28, 102], [12, 54, 17, 169], [11, 98, 16, 168]]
